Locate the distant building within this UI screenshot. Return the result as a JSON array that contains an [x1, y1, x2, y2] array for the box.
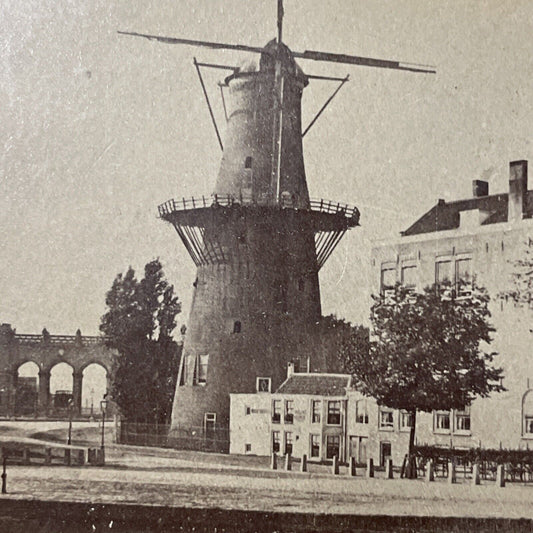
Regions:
[[231, 159, 533, 466]]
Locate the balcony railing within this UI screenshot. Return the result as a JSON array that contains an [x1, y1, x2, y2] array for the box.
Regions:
[[14, 334, 106, 346], [158, 194, 359, 222]]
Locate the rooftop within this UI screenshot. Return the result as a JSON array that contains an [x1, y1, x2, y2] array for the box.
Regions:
[[276, 373, 351, 396]]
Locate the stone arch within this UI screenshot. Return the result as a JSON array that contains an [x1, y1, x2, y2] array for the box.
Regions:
[[15, 361, 40, 416], [523, 390, 533, 436], [81, 362, 108, 416], [49, 362, 74, 414]]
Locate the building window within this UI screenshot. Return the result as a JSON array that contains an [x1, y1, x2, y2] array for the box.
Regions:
[[310, 434, 320, 458], [381, 267, 396, 295], [311, 400, 321, 423], [523, 390, 533, 435], [455, 258, 473, 297], [245, 406, 251, 415], [187, 354, 196, 384], [179, 355, 188, 386], [400, 411, 413, 430], [245, 443, 251, 453], [256, 377, 271, 393], [434, 410, 451, 431], [454, 406, 471, 432], [284, 431, 293, 455], [327, 400, 341, 425], [272, 431, 280, 453], [233, 321, 241, 333], [285, 400, 294, 424], [244, 156, 253, 169], [435, 260, 452, 294], [197, 354, 209, 384], [298, 278, 305, 291], [326, 435, 340, 459], [356, 399, 369, 424], [379, 408, 394, 430], [272, 400, 281, 423], [401, 265, 417, 290]]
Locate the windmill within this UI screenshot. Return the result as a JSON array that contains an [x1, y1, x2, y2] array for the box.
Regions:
[[120, 1, 435, 450]]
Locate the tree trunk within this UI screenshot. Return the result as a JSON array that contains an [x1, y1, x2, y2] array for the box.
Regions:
[[407, 409, 417, 479]]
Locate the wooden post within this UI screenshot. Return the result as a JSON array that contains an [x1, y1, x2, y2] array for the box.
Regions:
[[76, 449, 85, 466], [270, 453, 277, 470], [448, 461, 456, 484], [332, 455, 339, 475], [472, 463, 480, 485], [300, 454, 307, 472], [350, 456, 357, 477], [386, 458, 394, 479], [64, 449, 71, 466], [496, 464, 505, 487], [1, 456, 6, 494], [23, 447, 30, 465], [284, 453, 291, 471], [425, 460, 435, 482], [366, 458, 374, 478]]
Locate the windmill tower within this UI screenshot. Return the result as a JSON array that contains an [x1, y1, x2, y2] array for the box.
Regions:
[[120, 2, 434, 449]]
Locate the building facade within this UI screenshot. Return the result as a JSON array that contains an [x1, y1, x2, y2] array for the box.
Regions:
[[230, 159, 533, 466], [370, 159, 533, 462]]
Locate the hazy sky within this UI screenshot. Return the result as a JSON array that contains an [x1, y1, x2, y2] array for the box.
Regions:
[[1, 0, 532, 334]]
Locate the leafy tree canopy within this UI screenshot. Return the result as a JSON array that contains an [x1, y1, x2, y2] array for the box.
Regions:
[[100, 259, 182, 423], [340, 283, 504, 414]]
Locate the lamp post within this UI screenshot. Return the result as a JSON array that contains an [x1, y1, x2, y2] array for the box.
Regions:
[[67, 398, 73, 445], [100, 398, 108, 462]]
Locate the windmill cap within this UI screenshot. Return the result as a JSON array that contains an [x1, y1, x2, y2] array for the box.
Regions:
[[227, 39, 308, 85]]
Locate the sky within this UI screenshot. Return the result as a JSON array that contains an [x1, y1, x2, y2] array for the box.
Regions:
[[1, 0, 532, 335]]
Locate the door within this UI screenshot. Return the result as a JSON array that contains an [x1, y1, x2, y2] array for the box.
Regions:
[[380, 441, 392, 467]]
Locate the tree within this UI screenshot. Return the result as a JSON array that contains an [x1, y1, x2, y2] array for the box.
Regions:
[[339, 283, 505, 478], [100, 259, 182, 423]]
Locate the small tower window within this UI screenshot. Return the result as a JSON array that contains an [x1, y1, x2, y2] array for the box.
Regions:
[[244, 156, 253, 169], [233, 321, 242, 334]]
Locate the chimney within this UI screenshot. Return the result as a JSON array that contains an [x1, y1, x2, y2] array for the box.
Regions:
[[287, 361, 295, 378], [472, 180, 489, 198], [508, 160, 528, 222]]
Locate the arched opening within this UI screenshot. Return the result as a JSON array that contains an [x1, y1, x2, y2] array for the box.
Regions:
[[49, 362, 74, 414], [81, 363, 108, 417], [16, 362, 39, 416]]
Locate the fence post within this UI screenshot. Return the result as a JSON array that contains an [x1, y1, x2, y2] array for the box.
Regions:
[[496, 465, 505, 487], [45, 447, 52, 465], [284, 453, 291, 471], [472, 463, 480, 485], [1, 456, 6, 494], [23, 447, 30, 465], [332, 455, 339, 475], [76, 449, 85, 466], [300, 454, 308, 473], [350, 456, 357, 477], [64, 449, 71, 466], [366, 458, 374, 478], [425, 460, 435, 482], [386, 459, 394, 479], [448, 460, 456, 484], [271, 453, 277, 470]]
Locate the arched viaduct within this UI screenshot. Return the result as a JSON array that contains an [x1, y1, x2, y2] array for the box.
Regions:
[[0, 323, 115, 417]]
